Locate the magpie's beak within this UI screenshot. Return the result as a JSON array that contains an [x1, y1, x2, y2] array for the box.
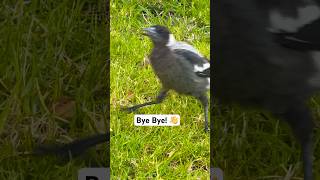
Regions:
[[142, 27, 157, 37]]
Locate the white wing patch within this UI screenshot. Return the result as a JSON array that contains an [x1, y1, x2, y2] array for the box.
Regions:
[[269, 5, 320, 32], [194, 63, 210, 73], [166, 34, 204, 57], [166, 33, 210, 86]]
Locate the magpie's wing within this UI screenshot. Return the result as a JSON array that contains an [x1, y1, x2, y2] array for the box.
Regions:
[[172, 48, 210, 78], [196, 67, 210, 77], [169, 41, 204, 57], [273, 18, 320, 51]]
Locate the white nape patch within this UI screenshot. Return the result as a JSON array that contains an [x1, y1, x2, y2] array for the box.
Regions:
[[269, 5, 320, 32], [206, 78, 210, 90], [308, 51, 320, 87], [166, 34, 203, 57], [166, 34, 176, 47], [194, 63, 210, 73]]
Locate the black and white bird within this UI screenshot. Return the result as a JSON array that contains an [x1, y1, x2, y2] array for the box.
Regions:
[[32, 26, 210, 163], [214, 0, 320, 179], [196, 67, 210, 77], [124, 25, 210, 131]]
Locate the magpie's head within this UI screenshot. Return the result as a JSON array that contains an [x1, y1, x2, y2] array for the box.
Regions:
[[143, 25, 171, 45]]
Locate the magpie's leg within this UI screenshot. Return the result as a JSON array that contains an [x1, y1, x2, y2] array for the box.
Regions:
[[279, 104, 314, 180], [123, 89, 168, 112], [197, 94, 209, 132]]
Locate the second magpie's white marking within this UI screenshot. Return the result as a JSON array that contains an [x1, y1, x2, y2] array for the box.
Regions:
[[206, 78, 210, 90], [269, 5, 320, 32], [194, 63, 210, 73], [166, 34, 203, 57]]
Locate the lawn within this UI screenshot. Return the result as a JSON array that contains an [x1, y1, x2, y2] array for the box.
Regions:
[[110, 0, 210, 179], [2, 0, 317, 179], [0, 1, 108, 179], [213, 97, 320, 179]]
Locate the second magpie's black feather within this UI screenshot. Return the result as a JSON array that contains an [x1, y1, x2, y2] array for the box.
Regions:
[[33, 133, 109, 158], [273, 18, 320, 51]]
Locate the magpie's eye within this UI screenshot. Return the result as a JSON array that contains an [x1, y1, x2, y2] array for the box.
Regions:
[[157, 28, 164, 34]]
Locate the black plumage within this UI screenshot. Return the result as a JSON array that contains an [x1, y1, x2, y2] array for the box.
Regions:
[[273, 18, 320, 51], [124, 25, 210, 131], [213, 0, 320, 179], [33, 133, 109, 158]]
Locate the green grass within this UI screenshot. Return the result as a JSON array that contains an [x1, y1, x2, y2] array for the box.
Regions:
[[110, 0, 210, 179], [3, 0, 317, 179], [213, 98, 320, 179], [0, 1, 108, 179]]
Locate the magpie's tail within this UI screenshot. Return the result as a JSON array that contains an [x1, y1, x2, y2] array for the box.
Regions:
[[33, 133, 109, 158]]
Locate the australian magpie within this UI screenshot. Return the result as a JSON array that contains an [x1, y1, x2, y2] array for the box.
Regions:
[[213, 0, 320, 179], [32, 26, 210, 162], [124, 25, 210, 131]]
